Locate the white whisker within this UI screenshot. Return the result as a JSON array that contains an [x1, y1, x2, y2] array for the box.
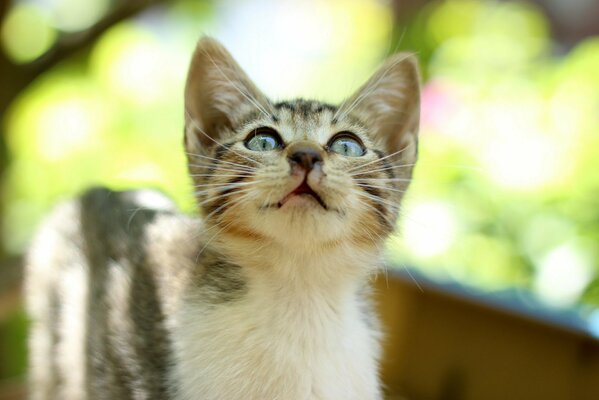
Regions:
[[356, 184, 407, 194], [348, 147, 412, 173], [190, 173, 255, 178], [353, 193, 396, 227], [350, 163, 418, 177], [186, 152, 259, 171], [185, 109, 265, 167], [353, 189, 398, 209], [196, 187, 258, 205], [194, 180, 264, 190], [354, 178, 412, 183]]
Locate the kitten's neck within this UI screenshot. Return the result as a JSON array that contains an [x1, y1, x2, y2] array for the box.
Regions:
[[213, 230, 381, 292], [171, 229, 383, 400]]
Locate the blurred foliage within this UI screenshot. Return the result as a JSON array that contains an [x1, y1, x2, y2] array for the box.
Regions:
[[1, 1, 599, 381], [0, 309, 27, 379], [386, 0, 599, 311], [1, 3, 57, 63]]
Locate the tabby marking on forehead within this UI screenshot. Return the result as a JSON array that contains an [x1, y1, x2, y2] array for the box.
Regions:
[[274, 99, 338, 115]]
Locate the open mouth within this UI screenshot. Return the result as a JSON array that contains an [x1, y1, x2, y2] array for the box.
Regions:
[[279, 180, 327, 209]]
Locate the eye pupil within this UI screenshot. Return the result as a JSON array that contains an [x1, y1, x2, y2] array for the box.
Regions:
[[245, 128, 281, 152], [329, 133, 365, 157]]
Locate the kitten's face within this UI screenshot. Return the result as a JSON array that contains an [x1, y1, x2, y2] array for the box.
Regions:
[[184, 38, 420, 248]]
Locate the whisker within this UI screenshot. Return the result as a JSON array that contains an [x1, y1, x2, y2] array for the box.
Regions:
[[185, 139, 262, 167], [353, 194, 396, 227], [194, 185, 256, 198], [190, 173, 256, 178], [400, 263, 424, 293], [185, 108, 265, 167], [348, 147, 413, 173], [200, 190, 254, 223], [356, 184, 408, 194], [125, 206, 155, 231], [193, 180, 264, 191], [186, 151, 259, 171], [188, 166, 257, 176], [350, 163, 418, 177], [258, 184, 283, 209], [196, 187, 258, 206], [354, 178, 412, 183], [194, 217, 238, 262], [192, 188, 260, 264], [353, 189, 398, 209]]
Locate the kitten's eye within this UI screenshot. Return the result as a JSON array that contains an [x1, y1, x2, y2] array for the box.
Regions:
[[245, 128, 282, 152], [329, 134, 365, 157]]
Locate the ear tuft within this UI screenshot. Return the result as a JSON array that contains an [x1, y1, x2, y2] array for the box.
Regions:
[[340, 52, 421, 164], [184, 37, 271, 154]]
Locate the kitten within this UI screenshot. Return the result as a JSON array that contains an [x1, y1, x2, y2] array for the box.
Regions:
[[25, 37, 420, 400]]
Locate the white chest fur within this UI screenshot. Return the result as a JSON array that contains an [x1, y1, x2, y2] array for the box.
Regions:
[[169, 257, 382, 400]]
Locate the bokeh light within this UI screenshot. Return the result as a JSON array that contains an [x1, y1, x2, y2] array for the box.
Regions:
[[214, 0, 392, 102], [40, 0, 110, 32], [0, 3, 56, 63], [2, 0, 599, 313]]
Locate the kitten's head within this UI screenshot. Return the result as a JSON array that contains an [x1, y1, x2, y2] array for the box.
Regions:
[[184, 38, 420, 249]]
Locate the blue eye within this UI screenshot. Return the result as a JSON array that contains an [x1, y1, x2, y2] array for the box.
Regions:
[[329, 134, 365, 157], [245, 128, 282, 152]]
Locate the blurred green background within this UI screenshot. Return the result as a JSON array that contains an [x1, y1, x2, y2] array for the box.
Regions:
[[1, 0, 599, 385]]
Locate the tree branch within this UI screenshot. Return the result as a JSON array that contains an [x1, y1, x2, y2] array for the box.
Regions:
[[0, 0, 12, 24], [0, 0, 13, 70], [0, 0, 170, 116], [23, 0, 171, 84]]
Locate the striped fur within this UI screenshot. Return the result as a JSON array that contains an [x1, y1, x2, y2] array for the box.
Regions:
[[26, 37, 420, 399]]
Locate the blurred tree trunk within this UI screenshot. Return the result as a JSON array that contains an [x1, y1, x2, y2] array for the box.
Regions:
[[0, 0, 13, 284]]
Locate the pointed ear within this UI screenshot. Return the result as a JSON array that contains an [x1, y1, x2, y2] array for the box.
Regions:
[[184, 37, 272, 153], [341, 53, 420, 163]]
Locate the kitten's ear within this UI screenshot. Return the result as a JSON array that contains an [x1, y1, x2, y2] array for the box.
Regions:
[[341, 53, 420, 163], [184, 37, 271, 153]]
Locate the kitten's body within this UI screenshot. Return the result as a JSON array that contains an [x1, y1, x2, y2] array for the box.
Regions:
[[26, 39, 420, 399]]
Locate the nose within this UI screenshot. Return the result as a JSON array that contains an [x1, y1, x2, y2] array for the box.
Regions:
[[287, 142, 323, 171]]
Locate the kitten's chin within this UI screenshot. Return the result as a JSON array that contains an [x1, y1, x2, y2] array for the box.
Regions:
[[238, 204, 350, 247], [279, 194, 326, 209]]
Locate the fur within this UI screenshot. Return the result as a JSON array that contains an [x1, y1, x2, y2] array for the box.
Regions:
[[26, 37, 420, 399]]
